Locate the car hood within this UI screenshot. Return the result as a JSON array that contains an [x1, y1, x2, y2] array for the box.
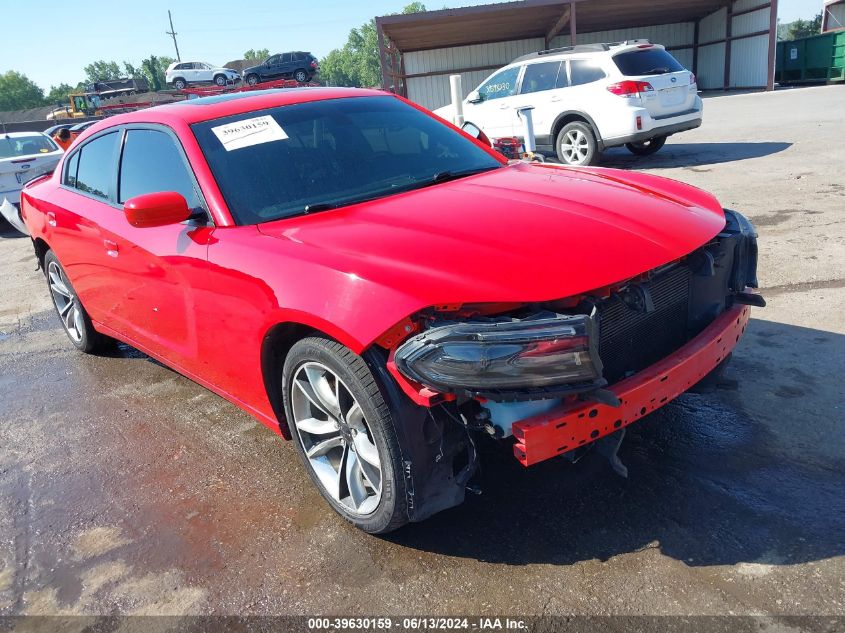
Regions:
[[256, 162, 726, 305]]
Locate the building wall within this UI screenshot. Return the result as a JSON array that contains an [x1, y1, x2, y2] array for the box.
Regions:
[[405, 38, 543, 109], [402, 1, 772, 110]]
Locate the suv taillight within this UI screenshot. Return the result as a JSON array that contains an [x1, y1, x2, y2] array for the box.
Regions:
[[607, 80, 654, 97], [310, 60, 318, 69]]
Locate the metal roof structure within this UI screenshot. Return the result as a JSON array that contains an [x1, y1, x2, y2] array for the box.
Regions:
[[376, 0, 779, 106], [377, 0, 754, 52]]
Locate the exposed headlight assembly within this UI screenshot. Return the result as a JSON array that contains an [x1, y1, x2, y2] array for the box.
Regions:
[[394, 312, 604, 400]]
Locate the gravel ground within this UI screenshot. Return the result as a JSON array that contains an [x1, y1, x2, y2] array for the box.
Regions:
[[0, 85, 842, 622]]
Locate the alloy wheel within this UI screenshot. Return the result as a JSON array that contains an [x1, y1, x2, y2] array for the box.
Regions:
[[561, 129, 590, 164], [47, 261, 83, 343], [291, 362, 382, 516]]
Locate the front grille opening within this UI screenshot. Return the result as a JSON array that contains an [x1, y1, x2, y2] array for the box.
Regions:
[[598, 265, 692, 384]]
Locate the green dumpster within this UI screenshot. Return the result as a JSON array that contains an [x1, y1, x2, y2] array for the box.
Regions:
[[776, 31, 845, 84]]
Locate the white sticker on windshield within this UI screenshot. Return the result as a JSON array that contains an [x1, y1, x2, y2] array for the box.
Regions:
[[211, 115, 288, 151]]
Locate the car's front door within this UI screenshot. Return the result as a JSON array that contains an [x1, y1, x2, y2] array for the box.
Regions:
[[264, 55, 282, 79], [463, 66, 523, 139], [91, 126, 212, 368]]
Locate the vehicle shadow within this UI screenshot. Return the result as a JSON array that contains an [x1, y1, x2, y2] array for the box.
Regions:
[[597, 141, 792, 169], [386, 318, 845, 569]]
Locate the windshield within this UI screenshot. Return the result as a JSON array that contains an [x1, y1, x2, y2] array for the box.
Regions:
[[0, 134, 59, 159], [192, 95, 503, 225], [613, 49, 685, 76]]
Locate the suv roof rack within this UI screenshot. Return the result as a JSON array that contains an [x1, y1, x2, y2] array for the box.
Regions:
[[513, 40, 654, 63]]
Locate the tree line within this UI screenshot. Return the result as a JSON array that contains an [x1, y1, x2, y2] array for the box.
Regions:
[[0, 54, 175, 112]]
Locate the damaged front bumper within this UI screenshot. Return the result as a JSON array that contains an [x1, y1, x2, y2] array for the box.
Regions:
[[512, 303, 751, 466]]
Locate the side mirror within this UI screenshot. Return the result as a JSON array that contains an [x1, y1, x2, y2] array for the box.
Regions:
[[467, 90, 483, 104], [124, 191, 192, 228], [461, 122, 492, 147]]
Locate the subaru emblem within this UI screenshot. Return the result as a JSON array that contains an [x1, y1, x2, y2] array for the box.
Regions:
[[671, 77, 677, 83]]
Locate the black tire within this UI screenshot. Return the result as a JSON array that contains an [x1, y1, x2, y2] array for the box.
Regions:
[[173, 78, 187, 91], [246, 74, 259, 87], [214, 74, 227, 87], [293, 69, 308, 83], [555, 120, 600, 166], [625, 135, 667, 156], [282, 337, 408, 534], [43, 250, 112, 353]]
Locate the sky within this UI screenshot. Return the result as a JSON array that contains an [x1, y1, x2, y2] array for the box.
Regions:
[[0, 0, 824, 91]]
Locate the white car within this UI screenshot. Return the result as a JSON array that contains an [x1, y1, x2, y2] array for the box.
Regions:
[[436, 41, 702, 165], [165, 61, 241, 90], [0, 132, 63, 234]]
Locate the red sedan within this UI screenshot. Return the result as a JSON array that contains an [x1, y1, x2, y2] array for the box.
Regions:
[[20, 88, 763, 533]]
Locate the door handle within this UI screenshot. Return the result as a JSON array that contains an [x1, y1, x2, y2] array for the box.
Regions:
[[499, 103, 510, 109], [104, 239, 119, 258], [550, 96, 562, 102], [47, 211, 56, 227]]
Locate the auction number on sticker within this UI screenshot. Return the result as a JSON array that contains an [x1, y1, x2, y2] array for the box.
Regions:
[[308, 618, 394, 629], [485, 82, 511, 94]]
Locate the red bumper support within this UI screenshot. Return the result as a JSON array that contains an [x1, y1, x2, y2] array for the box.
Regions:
[[512, 305, 751, 467]]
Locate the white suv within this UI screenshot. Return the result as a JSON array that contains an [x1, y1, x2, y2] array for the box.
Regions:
[[165, 62, 241, 91], [436, 41, 702, 165]]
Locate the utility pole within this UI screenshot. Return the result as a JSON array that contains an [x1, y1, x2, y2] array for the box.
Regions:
[[166, 10, 181, 61]]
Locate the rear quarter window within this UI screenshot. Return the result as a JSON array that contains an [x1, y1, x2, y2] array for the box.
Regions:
[[73, 132, 119, 199], [569, 60, 606, 86], [613, 49, 685, 76]]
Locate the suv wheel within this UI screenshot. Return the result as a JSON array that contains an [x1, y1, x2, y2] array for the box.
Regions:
[[282, 337, 408, 534], [626, 135, 667, 156], [214, 74, 227, 87], [293, 69, 308, 83], [556, 121, 599, 166], [173, 78, 187, 91], [246, 74, 259, 86]]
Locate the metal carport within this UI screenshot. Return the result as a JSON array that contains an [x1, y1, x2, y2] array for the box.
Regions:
[[376, 0, 779, 110]]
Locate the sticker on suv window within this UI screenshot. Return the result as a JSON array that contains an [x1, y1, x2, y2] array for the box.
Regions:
[[211, 115, 288, 151]]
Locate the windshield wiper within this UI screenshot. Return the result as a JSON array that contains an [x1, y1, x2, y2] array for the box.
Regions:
[[303, 203, 337, 214], [644, 67, 671, 75], [294, 166, 499, 217], [425, 166, 500, 187]]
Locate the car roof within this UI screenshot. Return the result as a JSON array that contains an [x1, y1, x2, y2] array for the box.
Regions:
[[1, 131, 50, 138], [81, 87, 385, 129], [512, 41, 663, 64]]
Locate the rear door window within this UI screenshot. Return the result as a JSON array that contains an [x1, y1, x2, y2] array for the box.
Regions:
[[613, 49, 685, 76], [118, 129, 202, 209], [73, 132, 119, 199], [569, 60, 606, 86], [520, 61, 562, 94]]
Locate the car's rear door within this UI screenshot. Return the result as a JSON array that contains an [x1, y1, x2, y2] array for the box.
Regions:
[[564, 58, 614, 139], [279, 53, 294, 77], [49, 130, 123, 322], [87, 126, 212, 368]]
